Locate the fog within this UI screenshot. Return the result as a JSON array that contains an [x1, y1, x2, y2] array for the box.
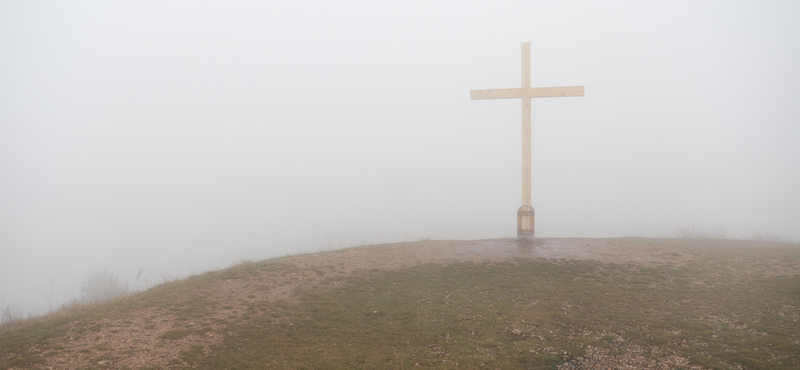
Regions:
[[2, 1, 799, 315]]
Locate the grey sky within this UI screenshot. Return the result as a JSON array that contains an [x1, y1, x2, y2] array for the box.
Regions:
[[2, 0, 799, 314]]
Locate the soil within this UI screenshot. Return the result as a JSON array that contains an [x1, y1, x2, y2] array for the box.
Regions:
[[10, 238, 799, 369]]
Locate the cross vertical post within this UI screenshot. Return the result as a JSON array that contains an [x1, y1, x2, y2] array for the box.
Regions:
[[518, 43, 534, 240], [470, 42, 584, 241]]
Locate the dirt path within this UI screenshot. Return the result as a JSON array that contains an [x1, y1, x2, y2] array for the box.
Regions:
[[285, 238, 693, 273]]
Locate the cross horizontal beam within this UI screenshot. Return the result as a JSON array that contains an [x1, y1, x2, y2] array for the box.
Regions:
[[470, 86, 584, 100]]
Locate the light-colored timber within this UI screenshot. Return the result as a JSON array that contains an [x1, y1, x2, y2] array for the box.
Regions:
[[469, 86, 585, 99], [470, 42, 584, 241]]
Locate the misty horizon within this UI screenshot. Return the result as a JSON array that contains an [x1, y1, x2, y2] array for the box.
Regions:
[[2, 1, 799, 316]]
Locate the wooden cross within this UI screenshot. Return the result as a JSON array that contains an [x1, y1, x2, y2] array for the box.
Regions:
[[471, 42, 584, 240]]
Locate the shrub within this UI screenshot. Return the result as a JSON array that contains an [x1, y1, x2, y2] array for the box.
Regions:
[[80, 270, 127, 303]]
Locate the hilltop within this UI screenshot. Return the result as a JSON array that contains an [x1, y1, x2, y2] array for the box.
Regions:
[[2, 238, 799, 369]]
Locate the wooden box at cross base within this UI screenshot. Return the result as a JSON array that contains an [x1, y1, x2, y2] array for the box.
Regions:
[[517, 205, 535, 240]]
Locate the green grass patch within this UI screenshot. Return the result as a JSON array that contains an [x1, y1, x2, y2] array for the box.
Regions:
[[192, 258, 800, 369], [160, 329, 209, 340]]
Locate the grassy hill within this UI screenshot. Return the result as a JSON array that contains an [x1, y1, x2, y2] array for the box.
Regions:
[[1, 238, 799, 369]]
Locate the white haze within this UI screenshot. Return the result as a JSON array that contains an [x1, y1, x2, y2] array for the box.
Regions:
[[1, 1, 799, 314]]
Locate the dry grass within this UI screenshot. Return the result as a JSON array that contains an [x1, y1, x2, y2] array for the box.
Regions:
[[665, 224, 798, 244], [2, 238, 799, 369]]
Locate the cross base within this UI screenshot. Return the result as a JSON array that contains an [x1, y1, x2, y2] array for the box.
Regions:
[[517, 205, 535, 240]]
